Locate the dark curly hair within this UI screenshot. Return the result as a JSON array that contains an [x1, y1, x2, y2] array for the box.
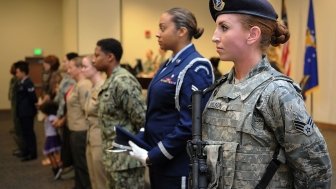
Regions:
[[39, 100, 58, 116]]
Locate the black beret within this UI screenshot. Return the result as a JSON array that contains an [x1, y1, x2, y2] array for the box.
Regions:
[[209, 0, 278, 22], [112, 126, 151, 151]]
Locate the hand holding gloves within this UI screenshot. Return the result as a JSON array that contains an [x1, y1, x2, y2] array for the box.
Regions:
[[129, 141, 148, 165]]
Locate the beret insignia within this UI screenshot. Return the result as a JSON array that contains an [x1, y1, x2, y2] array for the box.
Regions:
[[213, 0, 225, 11]]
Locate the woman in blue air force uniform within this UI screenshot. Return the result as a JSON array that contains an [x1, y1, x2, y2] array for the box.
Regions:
[[128, 7, 214, 189]]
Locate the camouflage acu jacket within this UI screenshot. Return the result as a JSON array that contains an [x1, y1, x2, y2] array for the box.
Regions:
[[98, 65, 146, 171], [202, 58, 332, 188]]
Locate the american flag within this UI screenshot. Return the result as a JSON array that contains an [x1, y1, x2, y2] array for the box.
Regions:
[[281, 0, 291, 76]]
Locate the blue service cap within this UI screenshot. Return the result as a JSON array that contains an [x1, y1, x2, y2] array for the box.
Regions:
[[112, 126, 151, 151], [209, 0, 278, 22]]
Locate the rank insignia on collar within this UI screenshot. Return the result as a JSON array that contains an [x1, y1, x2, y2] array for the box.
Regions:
[[294, 117, 314, 136]]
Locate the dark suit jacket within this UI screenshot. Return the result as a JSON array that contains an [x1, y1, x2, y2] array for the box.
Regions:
[[16, 77, 37, 117]]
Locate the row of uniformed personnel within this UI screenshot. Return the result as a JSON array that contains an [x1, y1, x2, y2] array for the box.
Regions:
[[9, 0, 332, 188]]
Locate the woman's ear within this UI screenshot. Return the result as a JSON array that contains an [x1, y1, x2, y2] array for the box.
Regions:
[[247, 26, 261, 45], [177, 27, 188, 37]]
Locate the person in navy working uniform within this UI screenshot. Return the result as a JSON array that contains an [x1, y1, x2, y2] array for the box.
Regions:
[[129, 7, 214, 189], [15, 61, 38, 161]]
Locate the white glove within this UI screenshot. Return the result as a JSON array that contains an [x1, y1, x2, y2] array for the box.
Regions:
[[129, 141, 148, 165]]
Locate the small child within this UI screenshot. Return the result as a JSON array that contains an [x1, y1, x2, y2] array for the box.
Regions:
[[39, 100, 62, 180]]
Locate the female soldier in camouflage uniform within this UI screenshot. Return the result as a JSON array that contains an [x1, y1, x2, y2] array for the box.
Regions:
[[203, 0, 332, 188]]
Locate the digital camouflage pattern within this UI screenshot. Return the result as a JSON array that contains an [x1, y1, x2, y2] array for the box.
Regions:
[[98, 66, 146, 188], [202, 58, 332, 189], [106, 167, 145, 189]]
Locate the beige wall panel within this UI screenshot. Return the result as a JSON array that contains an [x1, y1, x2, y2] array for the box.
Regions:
[[78, 0, 121, 55], [122, 0, 336, 124], [62, 0, 78, 56], [0, 0, 62, 110]]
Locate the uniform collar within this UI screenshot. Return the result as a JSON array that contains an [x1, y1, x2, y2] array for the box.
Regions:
[[20, 76, 28, 83], [228, 56, 271, 83], [170, 43, 193, 65], [100, 65, 121, 90], [109, 65, 121, 77]]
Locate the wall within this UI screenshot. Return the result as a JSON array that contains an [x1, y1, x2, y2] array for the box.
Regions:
[[62, 0, 121, 56], [0, 0, 63, 110], [121, 0, 222, 66], [62, 0, 78, 55], [121, 0, 336, 124], [77, 0, 121, 55], [271, 0, 336, 123]]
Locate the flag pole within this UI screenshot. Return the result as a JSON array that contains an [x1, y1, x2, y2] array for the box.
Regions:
[[304, 0, 318, 117], [311, 93, 314, 118]]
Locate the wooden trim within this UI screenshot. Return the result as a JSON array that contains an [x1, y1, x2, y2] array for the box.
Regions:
[[0, 109, 10, 113], [316, 122, 336, 131]]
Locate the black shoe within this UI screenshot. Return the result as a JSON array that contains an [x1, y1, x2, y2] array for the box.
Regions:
[[54, 168, 63, 180], [60, 167, 74, 180], [61, 166, 73, 174], [21, 155, 37, 162]]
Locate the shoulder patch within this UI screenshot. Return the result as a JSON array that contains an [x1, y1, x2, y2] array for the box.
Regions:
[[194, 65, 210, 75], [294, 117, 314, 136], [27, 87, 35, 92]]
